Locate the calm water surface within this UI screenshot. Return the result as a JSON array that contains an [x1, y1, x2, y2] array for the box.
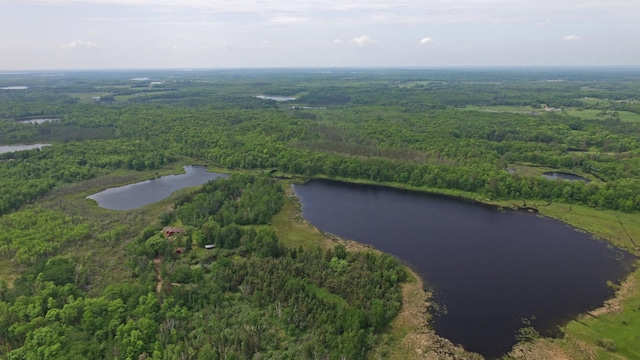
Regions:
[[543, 172, 590, 183], [1, 86, 28, 90], [17, 118, 60, 124], [88, 166, 228, 210], [293, 180, 635, 359], [0, 143, 50, 154], [255, 95, 296, 101]]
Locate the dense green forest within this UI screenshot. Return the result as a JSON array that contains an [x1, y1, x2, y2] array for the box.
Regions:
[[1, 68, 640, 359], [2, 69, 640, 216], [1, 174, 406, 359]]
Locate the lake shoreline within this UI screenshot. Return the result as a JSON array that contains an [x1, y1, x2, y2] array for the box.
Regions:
[[87, 165, 228, 210], [278, 182, 482, 359], [287, 174, 639, 359], [285, 173, 639, 255]]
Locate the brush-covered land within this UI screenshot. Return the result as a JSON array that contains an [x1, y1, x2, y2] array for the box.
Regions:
[[1, 68, 639, 359]]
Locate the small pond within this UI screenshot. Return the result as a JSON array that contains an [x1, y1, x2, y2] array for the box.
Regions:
[[1, 86, 28, 90], [293, 179, 635, 359], [87, 166, 228, 210], [0, 143, 50, 154], [17, 118, 61, 124], [543, 172, 590, 183], [255, 95, 296, 101]]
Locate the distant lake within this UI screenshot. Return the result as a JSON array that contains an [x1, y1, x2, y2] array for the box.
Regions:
[[293, 179, 635, 359], [255, 95, 296, 101], [17, 118, 60, 124], [88, 166, 228, 210], [543, 172, 591, 183], [1, 86, 28, 90], [0, 143, 50, 154], [131, 77, 150, 81]]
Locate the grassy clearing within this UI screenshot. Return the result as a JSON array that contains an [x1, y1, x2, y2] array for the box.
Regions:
[[464, 103, 640, 123], [509, 164, 600, 183], [564, 108, 640, 123], [306, 283, 348, 307], [509, 164, 551, 177]]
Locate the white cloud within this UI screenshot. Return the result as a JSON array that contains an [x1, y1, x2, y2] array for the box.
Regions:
[[67, 39, 98, 50], [420, 37, 433, 45], [352, 35, 375, 47], [269, 16, 308, 24], [11, 0, 640, 23], [200, 40, 237, 51], [3, 0, 640, 69]]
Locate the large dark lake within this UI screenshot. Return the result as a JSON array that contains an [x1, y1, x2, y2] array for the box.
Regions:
[[88, 166, 228, 210], [293, 179, 635, 359]]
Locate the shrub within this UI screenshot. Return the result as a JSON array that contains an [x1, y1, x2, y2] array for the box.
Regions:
[[597, 338, 617, 352]]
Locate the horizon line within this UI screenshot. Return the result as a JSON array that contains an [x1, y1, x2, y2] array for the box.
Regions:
[[3, 65, 640, 74]]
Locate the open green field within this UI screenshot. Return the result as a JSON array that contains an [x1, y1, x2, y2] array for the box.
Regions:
[[465, 104, 640, 123], [564, 108, 640, 123]]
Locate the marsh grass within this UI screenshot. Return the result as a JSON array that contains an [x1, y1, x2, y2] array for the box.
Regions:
[[562, 268, 640, 359], [536, 203, 640, 254], [270, 183, 333, 250]]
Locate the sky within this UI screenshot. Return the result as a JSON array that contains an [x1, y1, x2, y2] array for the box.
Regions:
[[1, 0, 639, 70]]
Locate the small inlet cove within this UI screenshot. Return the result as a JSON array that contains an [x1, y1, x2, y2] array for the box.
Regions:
[[542, 172, 591, 183], [293, 179, 636, 359], [0, 143, 50, 154], [87, 166, 228, 210]]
